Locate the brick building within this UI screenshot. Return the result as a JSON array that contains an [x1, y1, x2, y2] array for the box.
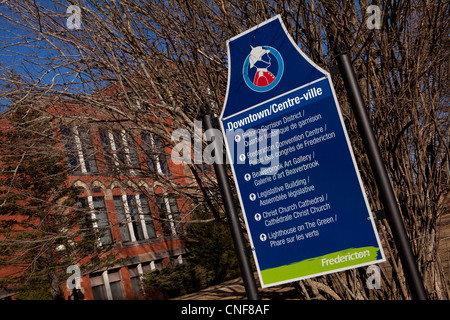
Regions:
[[0, 98, 195, 300]]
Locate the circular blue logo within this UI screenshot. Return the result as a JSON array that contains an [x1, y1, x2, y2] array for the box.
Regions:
[[243, 46, 284, 92]]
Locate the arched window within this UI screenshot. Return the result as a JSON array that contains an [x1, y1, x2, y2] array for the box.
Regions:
[[73, 183, 112, 247], [112, 186, 156, 243]]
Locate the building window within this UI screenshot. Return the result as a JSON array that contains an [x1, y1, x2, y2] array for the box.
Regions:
[[124, 133, 140, 172], [112, 130, 127, 167], [75, 197, 92, 241], [90, 272, 107, 300], [108, 270, 125, 300], [155, 194, 172, 236], [60, 125, 98, 174], [139, 194, 157, 239], [126, 195, 145, 241], [113, 194, 156, 243], [141, 133, 169, 175], [128, 265, 143, 298], [91, 196, 113, 245], [60, 125, 79, 169], [99, 129, 140, 175], [76, 196, 112, 246], [128, 260, 164, 299], [141, 133, 155, 173], [113, 195, 131, 243], [155, 194, 182, 237], [168, 197, 182, 235], [77, 127, 98, 174], [99, 129, 114, 171], [154, 135, 169, 175], [89, 270, 124, 300]]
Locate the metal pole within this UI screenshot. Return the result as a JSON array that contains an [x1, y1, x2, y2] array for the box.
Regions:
[[201, 105, 260, 300], [334, 42, 427, 300]]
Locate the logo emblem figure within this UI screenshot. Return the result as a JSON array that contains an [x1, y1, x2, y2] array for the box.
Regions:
[[243, 46, 284, 92]]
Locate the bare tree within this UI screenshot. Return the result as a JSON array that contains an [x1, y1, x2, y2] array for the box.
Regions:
[[0, 0, 448, 299], [0, 102, 118, 299]]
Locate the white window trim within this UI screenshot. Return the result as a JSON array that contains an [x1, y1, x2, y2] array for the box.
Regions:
[[136, 263, 144, 293], [104, 128, 137, 175], [148, 133, 166, 175], [163, 196, 176, 236], [121, 130, 137, 176], [121, 193, 151, 242], [135, 194, 150, 240], [87, 195, 102, 248], [107, 129, 121, 168], [122, 194, 137, 242], [137, 263, 144, 280], [72, 126, 87, 173], [102, 271, 113, 300], [130, 263, 146, 295]]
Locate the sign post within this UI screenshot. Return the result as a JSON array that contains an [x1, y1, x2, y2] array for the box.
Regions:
[[333, 42, 427, 299], [201, 106, 260, 300], [220, 16, 385, 288]]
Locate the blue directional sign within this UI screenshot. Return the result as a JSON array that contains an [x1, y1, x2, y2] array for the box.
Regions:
[[220, 16, 385, 287]]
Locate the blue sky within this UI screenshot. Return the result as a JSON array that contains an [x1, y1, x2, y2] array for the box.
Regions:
[[0, 1, 67, 73], [0, 0, 91, 110]]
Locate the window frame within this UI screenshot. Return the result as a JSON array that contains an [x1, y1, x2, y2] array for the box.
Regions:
[[60, 125, 98, 174], [99, 128, 141, 175], [141, 132, 169, 176], [75, 196, 113, 247], [155, 194, 182, 237], [113, 193, 157, 244]]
